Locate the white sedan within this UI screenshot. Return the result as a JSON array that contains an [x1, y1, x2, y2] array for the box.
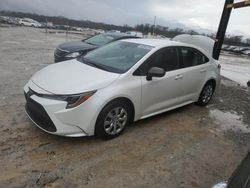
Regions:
[[24, 36, 221, 139]]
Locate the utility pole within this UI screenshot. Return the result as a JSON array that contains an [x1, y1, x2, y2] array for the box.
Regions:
[[213, 0, 250, 60], [153, 16, 156, 36], [213, 0, 234, 60], [45, 18, 48, 34], [66, 21, 69, 39]]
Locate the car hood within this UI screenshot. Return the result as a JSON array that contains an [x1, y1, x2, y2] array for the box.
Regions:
[[58, 41, 97, 52], [31, 59, 120, 95]]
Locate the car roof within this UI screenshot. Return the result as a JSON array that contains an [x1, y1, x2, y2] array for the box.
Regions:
[[121, 38, 213, 58], [104, 32, 139, 39], [121, 38, 184, 48]]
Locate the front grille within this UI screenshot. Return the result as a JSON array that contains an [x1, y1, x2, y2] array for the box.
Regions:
[[25, 91, 57, 133], [54, 48, 69, 57]]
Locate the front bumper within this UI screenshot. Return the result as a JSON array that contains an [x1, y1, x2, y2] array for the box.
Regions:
[[24, 82, 102, 137], [54, 48, 73, 63], [25, 92, 57, 133]]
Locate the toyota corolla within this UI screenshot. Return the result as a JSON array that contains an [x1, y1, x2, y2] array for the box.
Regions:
[[24, 36, 221, 139]]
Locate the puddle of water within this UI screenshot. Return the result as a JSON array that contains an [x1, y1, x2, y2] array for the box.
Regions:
[[209, 109, 250, 133]]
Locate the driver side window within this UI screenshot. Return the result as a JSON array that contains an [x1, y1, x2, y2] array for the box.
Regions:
[[134, 47, 179, 76]]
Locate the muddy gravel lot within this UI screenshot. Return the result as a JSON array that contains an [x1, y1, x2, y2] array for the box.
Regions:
[[0, 27, 250, 188]]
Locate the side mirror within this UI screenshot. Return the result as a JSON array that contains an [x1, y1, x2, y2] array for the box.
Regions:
[[146, 67, 166, 81]]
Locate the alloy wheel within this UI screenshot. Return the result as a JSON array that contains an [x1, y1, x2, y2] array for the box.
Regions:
[[202, 84, 214, 104], [104, 107, 128, 135]]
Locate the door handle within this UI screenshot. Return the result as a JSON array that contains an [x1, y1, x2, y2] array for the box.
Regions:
[[200, 69, 207, 73], [175, 75, 183, 80]]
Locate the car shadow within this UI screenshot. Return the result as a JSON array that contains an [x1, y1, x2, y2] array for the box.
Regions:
[[130, 103, 196, 128], [30, 103, 207, 146]]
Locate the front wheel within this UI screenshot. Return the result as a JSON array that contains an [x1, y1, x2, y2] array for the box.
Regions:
[[196, 82, 215, 106], [95, 101, 131, 139]]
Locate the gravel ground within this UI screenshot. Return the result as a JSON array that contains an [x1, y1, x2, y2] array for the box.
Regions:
[[0, 27, 250, 188]]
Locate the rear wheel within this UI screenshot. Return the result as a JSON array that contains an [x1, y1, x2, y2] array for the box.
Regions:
[[197, 82, 215, 106], [95, 101, 131, 139]]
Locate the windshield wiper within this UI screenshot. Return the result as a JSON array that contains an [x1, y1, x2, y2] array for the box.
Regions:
[[85, 42, 94, 45], [89, 62, 110, 71], [82, 58, 110, 72]]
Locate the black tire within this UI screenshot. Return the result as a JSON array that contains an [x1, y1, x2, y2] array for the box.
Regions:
[[196, 81, 215, 106], [95, 100, 132, 139]]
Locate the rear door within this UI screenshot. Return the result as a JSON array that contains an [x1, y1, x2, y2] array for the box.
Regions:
[[176, 46, 210, 101]]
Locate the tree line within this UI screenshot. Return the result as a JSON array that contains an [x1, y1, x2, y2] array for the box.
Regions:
[[0, 11, 134, 31], [224, 35, 250, 47], [134, 24, 199, 38], [1, 11, 249, 47]]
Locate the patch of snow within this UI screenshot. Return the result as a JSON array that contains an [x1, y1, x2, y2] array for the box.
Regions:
[[220, 55, 250, 87], [212, 182, 227, 188], [210, 109, 250, 133]]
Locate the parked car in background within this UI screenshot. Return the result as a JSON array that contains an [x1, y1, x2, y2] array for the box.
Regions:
[[241, 49, 250, 56], [40, 22, 54, 29], [239, 47, 249, 53], [222, 45, 230, 51], [232, 47, 242, 53], [222, 45, 250, 55], [227, 46, 238, 52], [24, 36, 220, 139], [213, 152, 250, 188], [18, 18, 42, 28], [126, 31, 143, 38], [54, 33, 140, 62], [0, 16, 19, 25]]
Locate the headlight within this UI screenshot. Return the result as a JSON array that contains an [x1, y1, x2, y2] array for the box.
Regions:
[[41, 90, 97, 109], [65, 52, 80, 58], [65, 91, 97, 109]]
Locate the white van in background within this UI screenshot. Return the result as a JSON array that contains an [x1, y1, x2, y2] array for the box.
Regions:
[[126, 31, 143, 38], [18, 18, 42, 28]]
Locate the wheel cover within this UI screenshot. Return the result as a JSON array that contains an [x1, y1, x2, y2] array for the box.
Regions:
[[104, 107, 128, 135], [202, 85, 214, 103]]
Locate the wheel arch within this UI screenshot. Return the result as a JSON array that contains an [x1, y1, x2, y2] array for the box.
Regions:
[[196, 78, 217, 106], [196, 78, 217, 102], [205, 78, 217, 89], [93, 97, 136, 137], [99, 97, 135, 123]]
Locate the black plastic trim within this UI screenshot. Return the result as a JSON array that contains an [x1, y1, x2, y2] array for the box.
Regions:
[[25, 92, 57, 133]]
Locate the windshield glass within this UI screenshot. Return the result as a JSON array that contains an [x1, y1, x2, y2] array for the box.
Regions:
[[79, 41, 153, 73], [84, 34, 115, 46]]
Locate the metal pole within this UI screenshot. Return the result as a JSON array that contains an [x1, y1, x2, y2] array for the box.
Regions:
[[153, 16, 156, 36], [229, 0, 250, 9], [213, 0, 234, 60], [45, 18, 48, 33], [66, 22, 69, 39]]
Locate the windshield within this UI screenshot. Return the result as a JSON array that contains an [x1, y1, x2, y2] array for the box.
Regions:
[[79, 41, 153, 73], [84, 34, 115, 46]]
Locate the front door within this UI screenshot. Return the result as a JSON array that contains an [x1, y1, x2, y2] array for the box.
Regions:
[[136, 47, 184, 117]]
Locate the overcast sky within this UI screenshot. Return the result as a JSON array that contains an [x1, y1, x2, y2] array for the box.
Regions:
[[0, 0, 250, 36]]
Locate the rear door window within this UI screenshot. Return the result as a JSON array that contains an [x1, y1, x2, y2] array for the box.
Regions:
[[178, 47, 209, 68]]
